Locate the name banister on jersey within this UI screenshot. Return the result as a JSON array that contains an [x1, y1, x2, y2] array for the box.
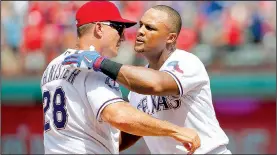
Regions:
[[41, 64, 81, 86]]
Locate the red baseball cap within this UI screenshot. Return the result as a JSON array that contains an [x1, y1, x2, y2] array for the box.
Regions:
[[76, 1, 137, 28]]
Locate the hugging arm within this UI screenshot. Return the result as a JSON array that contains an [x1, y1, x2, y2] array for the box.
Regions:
[[100, 101, 200, 154]]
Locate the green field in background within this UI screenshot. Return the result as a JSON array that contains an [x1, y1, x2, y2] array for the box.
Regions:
[[1, 73, 276, 102]]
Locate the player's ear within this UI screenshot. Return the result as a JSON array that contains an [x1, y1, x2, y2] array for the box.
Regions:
[[94, 22, 103, 38], [166, 33, 178, 44]]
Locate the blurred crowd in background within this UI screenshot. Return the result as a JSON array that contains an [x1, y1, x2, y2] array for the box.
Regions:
[[1, 2, 276, 154], [1, 1, 276, 77]]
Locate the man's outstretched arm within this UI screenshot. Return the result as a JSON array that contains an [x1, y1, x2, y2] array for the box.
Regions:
[[116, 64, 179, 96], [63, 51, 179, 96]]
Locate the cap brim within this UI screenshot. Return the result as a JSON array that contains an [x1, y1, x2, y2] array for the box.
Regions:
[[110, 18, 137, 28]]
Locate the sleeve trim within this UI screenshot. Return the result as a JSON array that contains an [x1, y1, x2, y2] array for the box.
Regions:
[[162, 70, 184, 97], [96, 97, 124, 122]]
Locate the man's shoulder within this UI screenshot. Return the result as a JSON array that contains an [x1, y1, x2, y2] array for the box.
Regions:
[[86, 71, 111, 81], [47, 50, 72, 66], [85, 72, 121, 91], [171, 49, 205, 67], [160, 49, 207, 77], [174, 49, 200, 61]]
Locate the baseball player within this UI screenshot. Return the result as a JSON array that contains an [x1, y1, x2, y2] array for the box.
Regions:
[[63, 5, 231, 154], [41, 1, 200, 154]]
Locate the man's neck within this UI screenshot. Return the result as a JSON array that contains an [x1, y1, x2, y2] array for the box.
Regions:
[[76, 44, 91, 51], [77, 36, 100, 52], [146, 47, 175, 70]]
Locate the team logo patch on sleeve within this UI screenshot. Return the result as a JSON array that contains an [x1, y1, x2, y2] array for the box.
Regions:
[[167, 61, 183, 73], [105, 77, 120, 91]]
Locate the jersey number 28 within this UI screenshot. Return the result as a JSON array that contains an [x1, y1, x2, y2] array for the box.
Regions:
[[43, 87, 68, 132]]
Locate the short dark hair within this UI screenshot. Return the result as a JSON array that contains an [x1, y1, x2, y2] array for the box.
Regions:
[[151, 5, 182, 35], [77, 23, 94, 38]]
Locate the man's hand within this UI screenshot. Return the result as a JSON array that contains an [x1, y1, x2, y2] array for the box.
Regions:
[[62, 51, 105, 72], [173, 127, 201, 154]]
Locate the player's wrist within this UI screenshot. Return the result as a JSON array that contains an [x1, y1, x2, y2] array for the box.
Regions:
[[92, 56, 106, 71], [99, 59, 123, 80], [167, 125, 182, 138]]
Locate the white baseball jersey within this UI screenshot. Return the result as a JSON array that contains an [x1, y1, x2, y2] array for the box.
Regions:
[[41, 49, 123, 154], [128, 49, 230, 154]]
